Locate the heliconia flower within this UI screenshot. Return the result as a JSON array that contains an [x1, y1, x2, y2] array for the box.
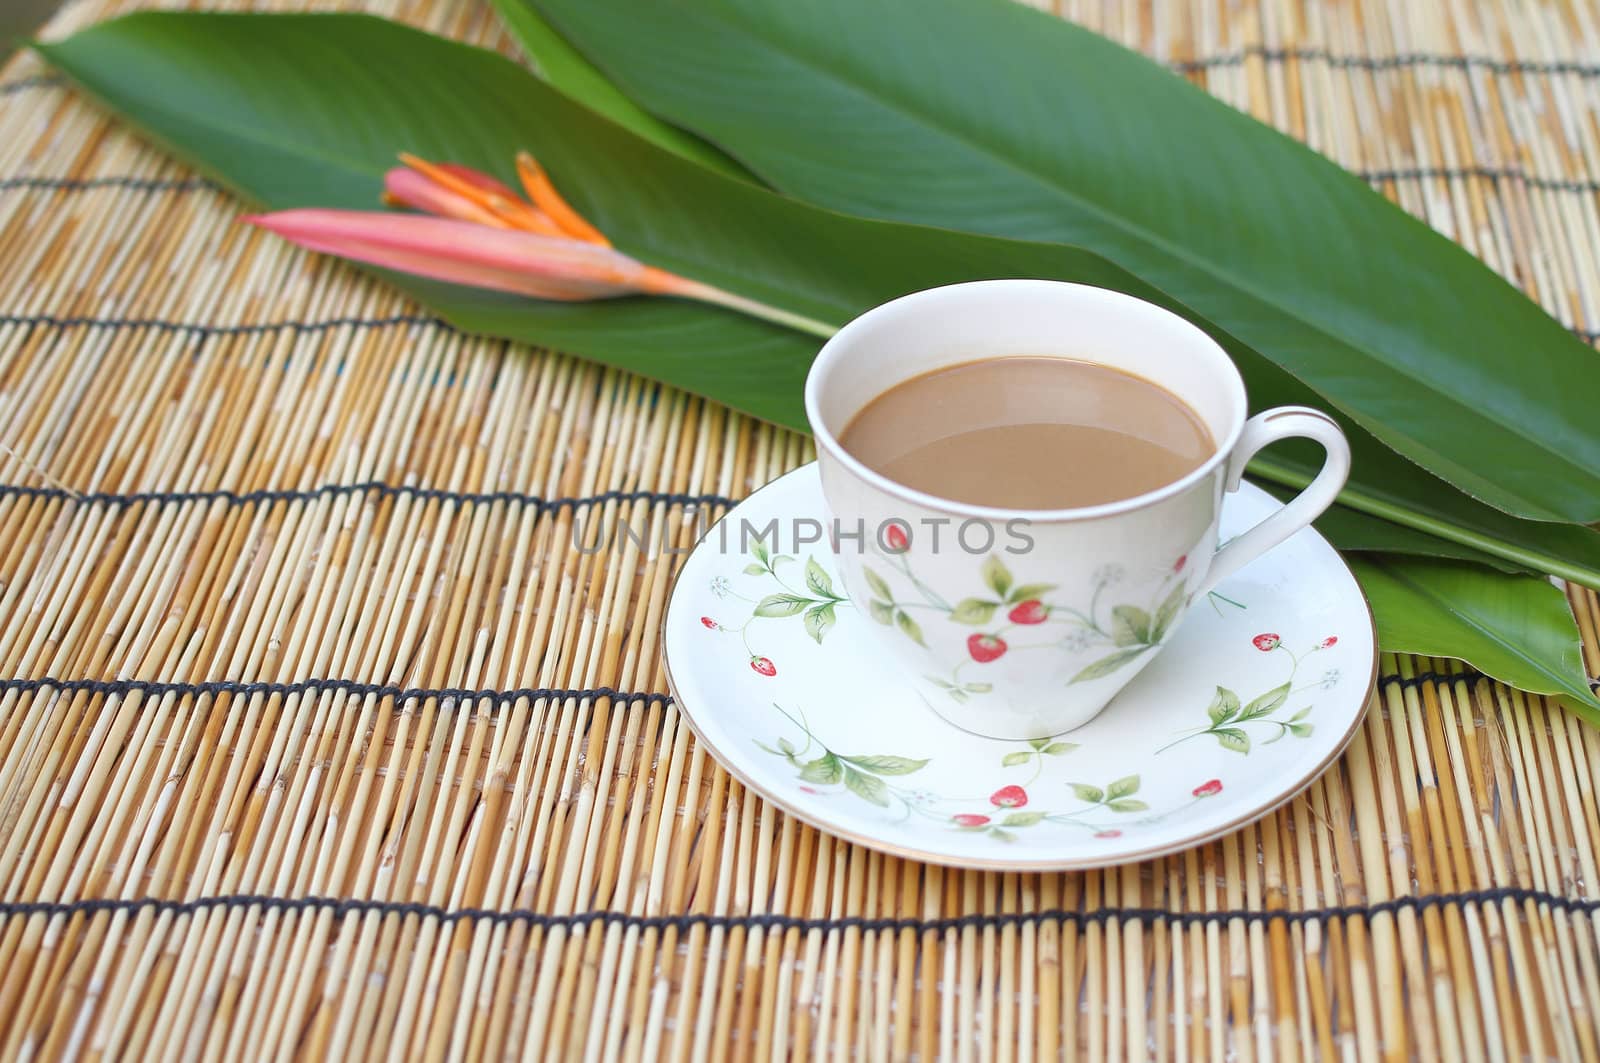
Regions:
[[1319, 636, 1338, 649], [989, 785, 1027, 808], [1252, 633, 1281, 651], [952, 813, 990, 827], [1192, 779, 1222, 798], [245, 151, 832, 334]]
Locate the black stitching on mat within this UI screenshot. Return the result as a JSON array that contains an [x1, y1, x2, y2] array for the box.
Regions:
[[2, 312, 1597, 346], [0, 482, 737, 512], [0, 75, 63, 96], [1173, 47, 1600, 77], [0, 312, 449, 335], [0, 175, 217, 193], [1, 887, 1594, 931], [0, 676, 672, 707]]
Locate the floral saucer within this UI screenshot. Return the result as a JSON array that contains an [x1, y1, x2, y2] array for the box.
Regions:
[[663, 464, 1375, 870]]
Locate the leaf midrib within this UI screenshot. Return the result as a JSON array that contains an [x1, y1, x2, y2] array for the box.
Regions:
[[669, 2, 1595, 475]]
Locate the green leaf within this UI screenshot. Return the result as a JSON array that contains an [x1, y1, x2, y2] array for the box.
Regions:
[[1001, 751, 1033, 767], [1288, 722, 1315, 738], [964, 683, 992, 693], [754, 594, 810, 618], [980, 556, 1012, 600], [949, 598, 1000, 625], [1213, 728, 1251, 754], [1239, 682, 1291, 721], [1289, 707, 1312, 722], [751, 537, 771, 566], [1151, 584, 1187, 642], [42, 12, 1600, 590], [803, 557, 836, 599], [841, 754, 928, 775], [799, 752, 842, 785], [1027, 738, 1049, 750], [803, 603, 836, 644], [1043, 742, 1077, 756], [742, 563, 767, 576], [1069, 648, 1149, 684], [1001, 811, 1046, 827], [525, 0, 1600, 524], [948, 689, 968, 703], [1007, 583, 1056, 603], [1206, 686, 1241, 725], [1349, 556, 1600, 720], [1070, 784, 1104, 804], [842, 766, 890, 806], [1106, 799, 1149, 813], [1105, 775, 1140, 799], [988, 828, 1016, 843], [777, 737, 797, 755], [1110, 606, 1153, 647], [894, 609, 926, 647], [489, 0, 751, 180], [863, 568, 893, 602], [868, 600, 894, 626]]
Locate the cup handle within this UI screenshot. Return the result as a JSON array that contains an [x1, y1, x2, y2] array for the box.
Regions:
[[1194, 406, 1351, 596]]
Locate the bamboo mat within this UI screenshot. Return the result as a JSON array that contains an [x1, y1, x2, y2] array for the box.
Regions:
[[0, 0, 1598, 1058]]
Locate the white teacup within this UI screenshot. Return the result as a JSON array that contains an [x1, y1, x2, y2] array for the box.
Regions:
[[805, 280, 1350, 740]]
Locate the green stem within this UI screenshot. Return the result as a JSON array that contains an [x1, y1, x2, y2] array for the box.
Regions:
[[1246, 457, 1600, 589], [676, 280, 838, 339]]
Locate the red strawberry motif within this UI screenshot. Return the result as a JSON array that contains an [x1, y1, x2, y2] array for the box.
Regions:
[[1007, 599, 1048, 625], [1173, 554, 1187, 574], [1192, 779, 1223, 798], [1252, 633, 1281, 651], [989, 785, 1028, 808], [952, 814, 990, 827], [967, 633, 1008, 663], [1320, 636, 1338, 649], [884, 522, 910, 552], [750, 656, 777, 677], [1094, 829, 1122, 839], [700, 616, 719, 630]]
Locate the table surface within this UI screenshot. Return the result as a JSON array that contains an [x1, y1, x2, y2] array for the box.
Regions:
[[2, 0, 1599, 1059]]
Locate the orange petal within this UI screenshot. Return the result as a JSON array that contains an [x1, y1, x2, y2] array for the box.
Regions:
[[245, 209, 650, 301], [516, 152, 611, 247], [396, 153, 560, 235]]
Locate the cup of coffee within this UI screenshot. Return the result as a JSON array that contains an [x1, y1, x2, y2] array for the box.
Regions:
[[805, 280, 1350, 739]]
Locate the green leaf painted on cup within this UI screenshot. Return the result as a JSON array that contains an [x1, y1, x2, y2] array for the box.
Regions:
[[803, 602, 836, 643], [981, 555, 1012, 600], [799, 752, 843, 784], [841, 754, 928, 775], [754, 593, 811, 618], [804, 556, 836, 598], [949, 598, 1000, 625], [842, 766, 890, 806], [863, 567, 893, 601], [1207, 686, 1241, 725], [1069, 647, 1148, 684], [1110, 605, 1153, 646]]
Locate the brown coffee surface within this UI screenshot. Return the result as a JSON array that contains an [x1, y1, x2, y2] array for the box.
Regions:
[[839, 357, 1213, 509]]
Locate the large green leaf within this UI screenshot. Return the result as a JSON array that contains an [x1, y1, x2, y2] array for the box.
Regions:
[[38, 13, 1600, 588], [518, 0, 1600, 524], [489, 0, 750, 181], [1349, 556, 1600, 722]]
